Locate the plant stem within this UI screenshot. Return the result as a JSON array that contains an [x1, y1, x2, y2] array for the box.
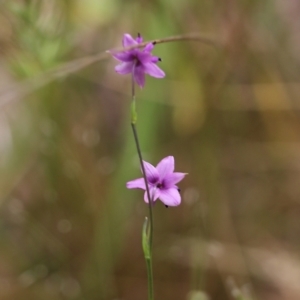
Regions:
[[131, 127, 154, 300], [131, 123, 154, 248], [130, 76, 154, 248], [130, 75, 154, 300], [145, 255, 154, 300]]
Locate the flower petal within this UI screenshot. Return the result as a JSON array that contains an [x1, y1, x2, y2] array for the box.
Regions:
[[144, 62, 165, 78], [156, 156, 174, 179], [143, 43, 154, 53], [159, 188, 181, 206], [112, 51, 133, 62], [134, 65, 145, 88], [122, 34, 138, 47], [144, 188, 160, 203], [136, 51, 152, 63], [151, 56, 161, 63], [115, 62, 134, 74], [136, 34, 143, 43], [163, 172, 187, 188], [126, 178, 146, 190], [141, 161, 159, 183]]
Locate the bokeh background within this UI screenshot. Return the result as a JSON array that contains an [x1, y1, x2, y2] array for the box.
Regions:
[[1, 0, 300, 299]]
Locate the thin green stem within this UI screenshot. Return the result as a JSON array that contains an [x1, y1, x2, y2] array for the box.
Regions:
[[131, 123, 154, 248], [146, 257, 154, 300], [131, 125, 155, 300], [130, 70, 154, 248], [130, 74, 154, 300]]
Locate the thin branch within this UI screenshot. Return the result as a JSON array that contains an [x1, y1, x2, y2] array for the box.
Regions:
[[0, 33, 220, 108]]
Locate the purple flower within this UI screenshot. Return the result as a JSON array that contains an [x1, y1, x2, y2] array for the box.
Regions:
[[126, 156, 187, 206], [112, 33, 165, 88]]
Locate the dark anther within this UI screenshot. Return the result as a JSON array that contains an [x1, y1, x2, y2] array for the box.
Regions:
[[137, 32, 141, 37], [165, 205, 169, 208], [153, 41, 157, 45], [177, 188, 181, 193], [158, 58, 162, 61]]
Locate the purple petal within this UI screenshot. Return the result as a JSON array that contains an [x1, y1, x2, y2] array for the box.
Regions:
[[144, 188, 160, 203], [156, 156, 174, 179], [136, 34, 143, 43], [134, 65, 145, 88], [112, 51, 133, 62], [151, 56, 160, 63], [144, 62, 165, 78], [159, 188, 181, 206], [136, 51, 152, 63], [163, 172, 187, 188], [143, 43, 154, 53], [141, 161, 159, 183], [122, 34, 138, 47], [126, 178, 146, 190], [115, 62, 134, 74]]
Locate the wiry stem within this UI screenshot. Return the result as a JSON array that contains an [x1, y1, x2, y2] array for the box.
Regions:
[[130, 123, 154, 248], [145, 254, 154, 300], [111, 32, 220, 54], [130, 71, 154, 248], [1, 32, 219, 108], [130, 73, 154, 300]]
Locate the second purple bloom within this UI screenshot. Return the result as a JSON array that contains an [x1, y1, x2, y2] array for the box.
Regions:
[[112, 33, 165, 88], [127, 156, 186, 206]]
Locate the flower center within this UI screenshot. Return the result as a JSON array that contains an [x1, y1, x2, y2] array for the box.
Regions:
[[134, 56, 141, 66], [156, 182, 163, 189]]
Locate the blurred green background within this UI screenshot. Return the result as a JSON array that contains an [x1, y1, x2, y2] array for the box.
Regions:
[[1, 0, 300, 299]]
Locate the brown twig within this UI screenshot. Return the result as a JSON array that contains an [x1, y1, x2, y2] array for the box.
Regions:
[[0, 33, 219, 108]]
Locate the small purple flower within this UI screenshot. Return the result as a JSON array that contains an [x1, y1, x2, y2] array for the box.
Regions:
[[126, 156, 187, 206], [112, 33, 165, 88]]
